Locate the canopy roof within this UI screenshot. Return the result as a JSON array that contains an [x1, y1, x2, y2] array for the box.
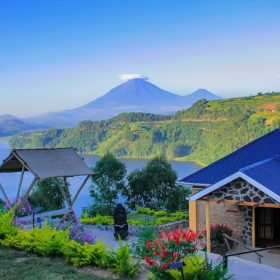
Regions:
[[0, 148, 95, 179], [180, 129, 280, 186]]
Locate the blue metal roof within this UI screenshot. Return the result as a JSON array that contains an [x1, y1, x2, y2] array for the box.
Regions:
[[180, 129, 280, 185], [241, 156, 280, 197]]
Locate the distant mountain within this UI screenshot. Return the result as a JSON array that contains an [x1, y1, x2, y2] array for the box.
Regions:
[[25, 78, 222, 128], [0, 114, 45, 137], [11, 92, 280, 165]]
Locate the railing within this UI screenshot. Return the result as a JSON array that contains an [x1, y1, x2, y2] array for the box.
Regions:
[[222, 244, 280, 268]]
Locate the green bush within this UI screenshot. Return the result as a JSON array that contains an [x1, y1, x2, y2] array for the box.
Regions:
[[115, 241, 139, 278], [63, 239, 112, 268], [171, 211, 188, 220], [136, 207, 155, 215], [0, 209, 19, 239], [80, 215, 113, 225], [156, 216, 176, 225], [153, 210, 167, 217], [1, 226, 69, 256], [127, 219, 142, 225]]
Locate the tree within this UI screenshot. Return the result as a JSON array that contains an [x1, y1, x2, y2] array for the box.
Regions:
[[29, 178, 70, 211], [123, 156, 178, 211], [89, 153, 126, 216]]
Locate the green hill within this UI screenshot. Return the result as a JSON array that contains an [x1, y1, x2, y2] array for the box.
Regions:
[[10, 92, 280, 165]]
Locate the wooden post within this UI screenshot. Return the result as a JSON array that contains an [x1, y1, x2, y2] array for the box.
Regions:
[[16, 166, 25, 203], [252, 206, 256, 248], [189, 201, 197, 232], [17, 178, 37, 212], [205, 199, 211, 253]]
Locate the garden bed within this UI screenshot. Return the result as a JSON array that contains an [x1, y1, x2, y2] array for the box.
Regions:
[[83, 219, 188, 236]]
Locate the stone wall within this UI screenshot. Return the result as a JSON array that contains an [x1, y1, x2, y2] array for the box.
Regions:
[[196, 200, 246, 242], [196, 178, 278, 246], [207, 179, 277, 204]]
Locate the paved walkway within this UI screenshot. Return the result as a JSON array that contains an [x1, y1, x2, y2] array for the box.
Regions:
[[93, 228, 138, 250], [228, 257, 280, 279]]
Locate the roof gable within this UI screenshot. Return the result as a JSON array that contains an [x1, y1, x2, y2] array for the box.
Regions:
[[0, 148, 94, 179], [180, 129, 280, 185]]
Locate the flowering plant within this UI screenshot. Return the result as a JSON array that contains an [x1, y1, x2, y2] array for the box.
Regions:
[[201, 223, 233, 249], [144, 228, 198, 278]]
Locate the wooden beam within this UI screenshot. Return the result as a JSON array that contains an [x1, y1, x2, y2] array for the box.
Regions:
[[72, 175, 90, 206], [205, 200, 211, 253], [16, 165, 25, 203], [0, 182, 10, 205], [17, 178, 37, 212], [200, 198, 280, 208], [252, 206, 256, 248]]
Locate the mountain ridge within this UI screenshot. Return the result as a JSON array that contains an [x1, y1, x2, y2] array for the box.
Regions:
[[10, 92, 280, 165], [24, 79, 221, 128]]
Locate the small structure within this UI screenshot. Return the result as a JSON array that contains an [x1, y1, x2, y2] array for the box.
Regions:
[[180, 129, 280, 252], [0, 148, 95, 218]]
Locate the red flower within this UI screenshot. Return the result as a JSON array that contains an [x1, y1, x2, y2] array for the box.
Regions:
[[145, 257, 158, 266], [161, 262, 170, 270]]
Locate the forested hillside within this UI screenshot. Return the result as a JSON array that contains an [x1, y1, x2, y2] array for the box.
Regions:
[[10, 92, 280, 165]]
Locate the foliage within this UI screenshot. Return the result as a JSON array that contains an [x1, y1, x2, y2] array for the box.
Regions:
[[166, 185, 192, 212], [144, 228, 199, 279], [0, 208, 19, 239], [63, 240, 112, 268], [130, 227, 158, 259], [69, 224, 96, 244], [89, 153, 126, 215], [168, 255, 205, 279], [168, 254, 230, 280], [171, 211, 189, 220], [123, 156, 178, 210], [10, 93, 280, 166], [114, 241, 139, 278], [29, 177, 70, 212], [80, 214, 113, 225], [1, 226, 69, 256], [201, 224, 233, 248]]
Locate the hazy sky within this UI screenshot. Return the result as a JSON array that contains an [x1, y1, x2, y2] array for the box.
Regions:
[[0, 0, 280, 117]]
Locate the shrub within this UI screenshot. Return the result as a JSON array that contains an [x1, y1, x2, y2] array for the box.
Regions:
[[156, 216, 176, 225], [130, 227, 158, 259], [201, 224, 233, 248], [1, 226, 69, 256], [136, 207, 155, 215], [171, 211, 188, 220], [80, 215, 113, 225], [0, 208, 19, 239], [114, 241, 139, 278], [63, 240, 112, 268], [153, 210, 167, 217], [168, 254, 230, 280], [127, 219, 142, 225], [69, 224, 96, 244], [144, 228, 198, 279], [168, 254, 205, 279]]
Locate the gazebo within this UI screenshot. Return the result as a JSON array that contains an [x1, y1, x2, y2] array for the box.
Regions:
[[0, 148, 95, 218]]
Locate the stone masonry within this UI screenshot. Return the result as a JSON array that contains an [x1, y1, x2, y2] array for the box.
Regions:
[[196, 178, 278, 245]]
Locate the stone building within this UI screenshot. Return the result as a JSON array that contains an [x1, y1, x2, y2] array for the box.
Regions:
[[180, 129, 280, 252]]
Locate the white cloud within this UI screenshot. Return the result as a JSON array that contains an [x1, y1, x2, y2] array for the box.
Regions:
[[277, 75, 280, 79], [118, 74, 149, 81]]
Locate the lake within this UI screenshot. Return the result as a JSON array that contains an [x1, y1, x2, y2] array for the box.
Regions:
[[0, 141, 201, 216]]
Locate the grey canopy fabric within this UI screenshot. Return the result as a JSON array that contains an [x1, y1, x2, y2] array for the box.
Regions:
[[0, 148, 94, 179]]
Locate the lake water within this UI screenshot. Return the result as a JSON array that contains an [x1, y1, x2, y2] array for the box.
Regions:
[[0, 141, 201, 216]]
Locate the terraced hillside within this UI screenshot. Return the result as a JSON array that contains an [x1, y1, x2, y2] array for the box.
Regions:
[[10, 92, 280, 165]]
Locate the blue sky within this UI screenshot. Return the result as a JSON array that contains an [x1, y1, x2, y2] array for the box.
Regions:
[[0, 0, 280, 116]]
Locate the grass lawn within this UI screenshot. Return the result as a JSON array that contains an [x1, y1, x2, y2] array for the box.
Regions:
[[0, 247, 112, 280]]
